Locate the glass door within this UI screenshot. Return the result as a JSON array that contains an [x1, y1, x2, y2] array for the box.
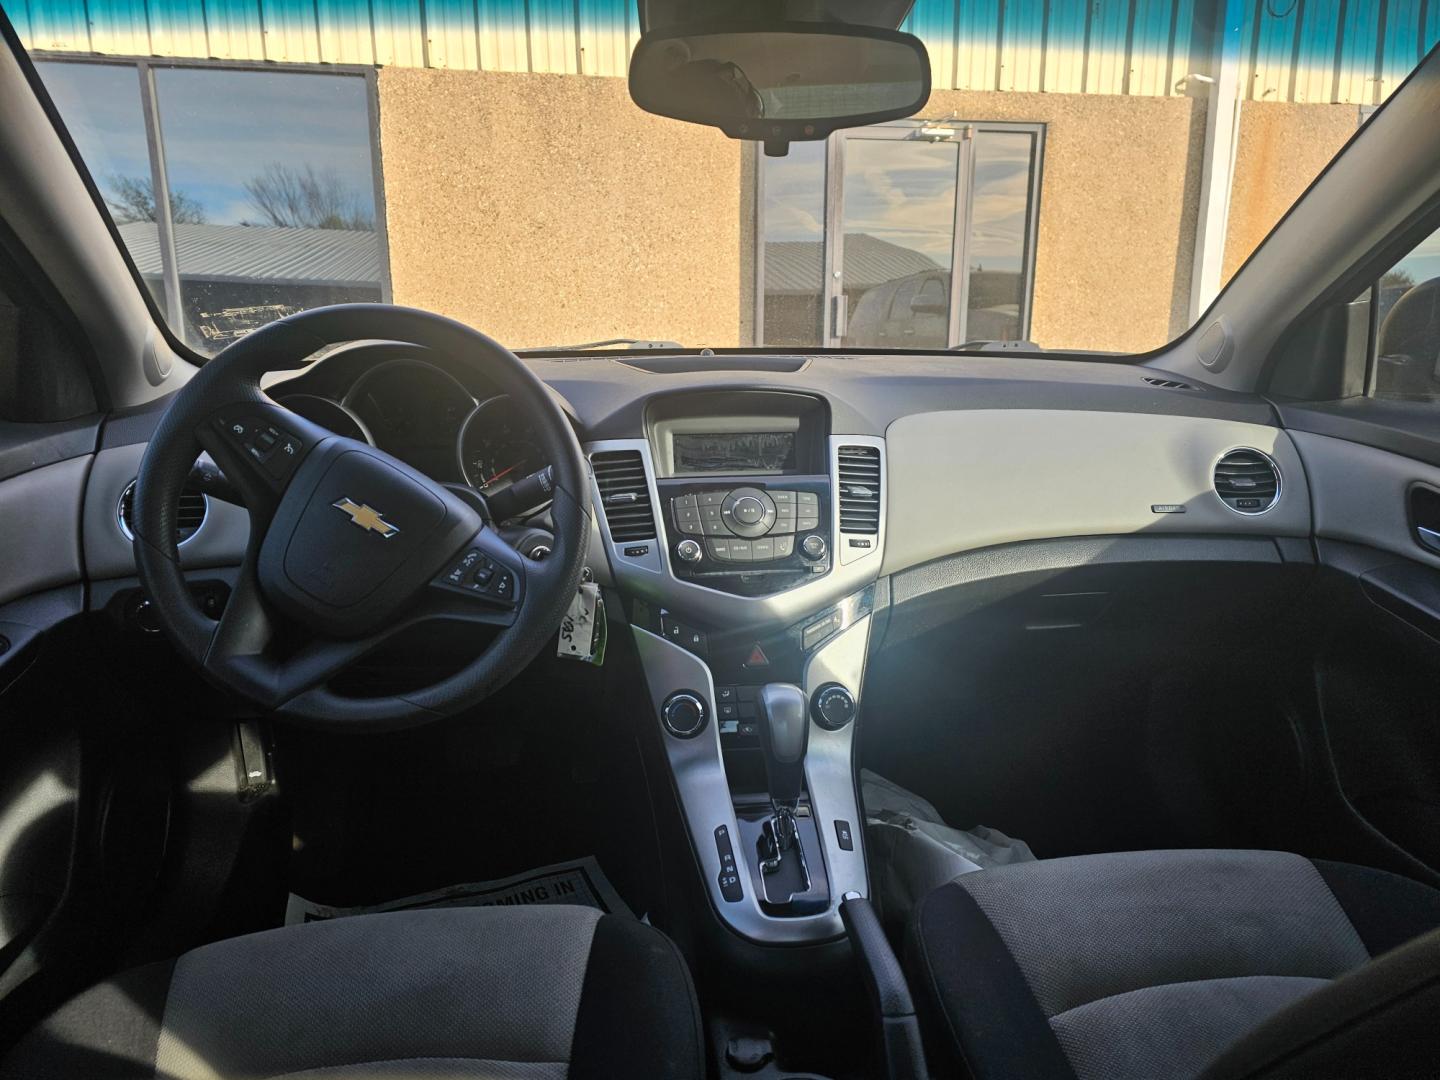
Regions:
[[829, 125, 970, 348]]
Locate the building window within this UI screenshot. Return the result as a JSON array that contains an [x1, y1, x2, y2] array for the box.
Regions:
[[34, 58, 387, 354], [757, 121, 1043, 349]]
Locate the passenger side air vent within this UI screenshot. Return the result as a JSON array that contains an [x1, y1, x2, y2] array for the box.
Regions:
[[591, 450, 657, 542], [1213, 448, 1280, 515], [837, 445, 882, 534], [1143, 376, 1198, 390], [118, 480, 209, 543]]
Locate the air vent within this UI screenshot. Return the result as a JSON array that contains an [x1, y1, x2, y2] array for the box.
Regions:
[[1143, 376, 1198, 390], [592, 450, 656, 542], [1213, 448, 1281, 515], [118, 480, 209, 543], [837, 445, 881, 534]]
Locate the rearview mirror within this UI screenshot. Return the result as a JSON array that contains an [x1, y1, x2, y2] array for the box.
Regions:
[[629, 22, 930, 154]]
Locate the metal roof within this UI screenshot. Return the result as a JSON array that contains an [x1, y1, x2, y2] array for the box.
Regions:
[[9, 0, 1438, 103], [765, 235, 942, 296], [117, 221, 383, 285]]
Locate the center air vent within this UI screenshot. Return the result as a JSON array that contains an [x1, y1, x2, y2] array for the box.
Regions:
[[1213, 448, 1281, 515], [591, 450, 656, 542], [118, 480, 209, 543], [837, 445, 881, 534]]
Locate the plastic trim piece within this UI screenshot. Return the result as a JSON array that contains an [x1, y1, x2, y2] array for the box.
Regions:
[[633, 619, 870, 945]]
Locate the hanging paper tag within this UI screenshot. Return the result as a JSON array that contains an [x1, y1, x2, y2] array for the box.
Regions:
[[558, 581, 606, 665]]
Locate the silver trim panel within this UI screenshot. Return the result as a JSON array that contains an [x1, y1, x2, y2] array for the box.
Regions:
[[633, 623, 871, 944], [587, 436, 887, 632]]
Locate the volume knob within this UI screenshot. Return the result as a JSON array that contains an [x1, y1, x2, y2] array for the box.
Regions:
[[675, 539, 703, 563]]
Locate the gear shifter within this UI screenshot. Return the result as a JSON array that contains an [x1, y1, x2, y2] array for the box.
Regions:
[[755, 683, 809, 873]]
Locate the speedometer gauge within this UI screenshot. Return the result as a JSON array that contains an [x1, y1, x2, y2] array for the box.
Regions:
[[457, 396, 546, 495]]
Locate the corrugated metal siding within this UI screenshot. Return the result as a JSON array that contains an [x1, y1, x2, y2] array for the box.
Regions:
[[6, 0, 1433, 103]]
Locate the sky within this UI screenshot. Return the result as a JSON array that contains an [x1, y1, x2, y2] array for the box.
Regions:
[[36, 61, 376, 228]]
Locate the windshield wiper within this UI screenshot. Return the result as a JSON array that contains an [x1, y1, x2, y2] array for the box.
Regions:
[[517, 337, 683, 354]]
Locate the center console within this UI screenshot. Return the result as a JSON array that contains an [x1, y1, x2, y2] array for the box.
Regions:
[[587, 390, 887, 945]]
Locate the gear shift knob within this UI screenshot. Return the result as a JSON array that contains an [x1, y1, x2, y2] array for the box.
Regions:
[[756, 683, 809, 812]]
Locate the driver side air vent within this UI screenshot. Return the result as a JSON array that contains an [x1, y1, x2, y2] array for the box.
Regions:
[[837, 446, 881, 534], [592, 450, 656, 542], [118, 480, 209, 543], [1213, 449, 1281, 515]]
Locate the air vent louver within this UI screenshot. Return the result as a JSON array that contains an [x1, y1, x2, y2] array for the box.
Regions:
[[119, 481, 208, 543], [592, 450, 657, 542], [837, 445, 881, 535], [1213, 449, 1280, 515], [1143, 376, 1198, 391]]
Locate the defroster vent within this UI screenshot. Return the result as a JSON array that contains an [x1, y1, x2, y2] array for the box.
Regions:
[[592, 450, 657, 542], [837, 445, 881, 534], [1213, 448, 1280, 515]]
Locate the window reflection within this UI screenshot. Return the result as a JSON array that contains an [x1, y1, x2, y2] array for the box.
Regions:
[[965, 131, 1036, 343], [762, 140, 826, 348], [152, 67, 382, 352], [32, 62, 168, 312]]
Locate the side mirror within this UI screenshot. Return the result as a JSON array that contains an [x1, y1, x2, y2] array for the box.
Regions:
[[628, 21, 930, 154]]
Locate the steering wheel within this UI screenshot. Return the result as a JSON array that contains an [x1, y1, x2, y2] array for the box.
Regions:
[[132, 305, 591, 731]]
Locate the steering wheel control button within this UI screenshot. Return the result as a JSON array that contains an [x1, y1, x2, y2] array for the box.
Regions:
[[675, 539, 703, 563], [715, 825, 744, 902], [215, 412, 305, 485], [661, 691, 709, 739], [812, 683, 857, 730], [801, 534, 828, 560]]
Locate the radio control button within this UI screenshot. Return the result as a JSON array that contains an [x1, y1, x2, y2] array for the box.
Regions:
[[698, 491, 728, 506], [797, 492, 820, 510], [752, 538, 775, 561], [732, 496, 765, 525], [770, 490, 796, 506], [728, 540, 754, 561], [797, 516, 820, 532], [674, 494, 697, 511], [707, 538, 733, 560], [774, 535, 795, 558], [801, 534, 827, 560]]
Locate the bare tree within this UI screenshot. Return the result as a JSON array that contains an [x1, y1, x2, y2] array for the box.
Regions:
[[106, 175, 207, 225], [242, 163, 374, 231]]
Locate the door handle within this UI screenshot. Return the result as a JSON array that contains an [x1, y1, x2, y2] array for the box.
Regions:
[[1409, 485, 1440, 554]]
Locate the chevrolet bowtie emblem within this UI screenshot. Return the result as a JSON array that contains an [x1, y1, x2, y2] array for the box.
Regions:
[[332, 497, 400, 538]]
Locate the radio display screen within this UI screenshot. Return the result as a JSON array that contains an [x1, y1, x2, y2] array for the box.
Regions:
[[672, 432, 797, 475]]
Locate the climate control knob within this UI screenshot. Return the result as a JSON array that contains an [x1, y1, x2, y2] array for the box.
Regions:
[[811, 683, 856, 731], [800, 534, 827, 560], [661, 691, 709, 738], [675, 538, 703, 563]]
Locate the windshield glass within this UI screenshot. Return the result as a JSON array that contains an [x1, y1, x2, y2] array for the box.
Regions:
[[6, 1, 1435, 356]]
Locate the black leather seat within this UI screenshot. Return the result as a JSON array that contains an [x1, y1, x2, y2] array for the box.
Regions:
[[1, 905, 703, 1079], [906, 849, 1440, 1080]]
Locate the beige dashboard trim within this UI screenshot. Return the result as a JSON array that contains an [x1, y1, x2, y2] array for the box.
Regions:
[[881, 409, 1311, 576]]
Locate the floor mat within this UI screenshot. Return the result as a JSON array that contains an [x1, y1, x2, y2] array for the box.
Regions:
[[285, 855, 635, 925]]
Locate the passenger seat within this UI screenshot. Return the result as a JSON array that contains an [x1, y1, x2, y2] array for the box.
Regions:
[[904, 849, 1440, 1079]]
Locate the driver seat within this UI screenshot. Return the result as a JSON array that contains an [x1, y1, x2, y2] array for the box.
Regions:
[[0, 905, 703, 1079]]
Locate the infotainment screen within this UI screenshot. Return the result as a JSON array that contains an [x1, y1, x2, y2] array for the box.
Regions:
[[672, 432, 797, 474]]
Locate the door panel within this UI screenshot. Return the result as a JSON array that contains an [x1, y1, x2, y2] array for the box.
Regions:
[[1291, 430, 1440, 877], [0, 455, 88, 608]]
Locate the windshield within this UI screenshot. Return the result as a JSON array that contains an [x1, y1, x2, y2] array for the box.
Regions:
[[5, 1, 1434, 356]]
